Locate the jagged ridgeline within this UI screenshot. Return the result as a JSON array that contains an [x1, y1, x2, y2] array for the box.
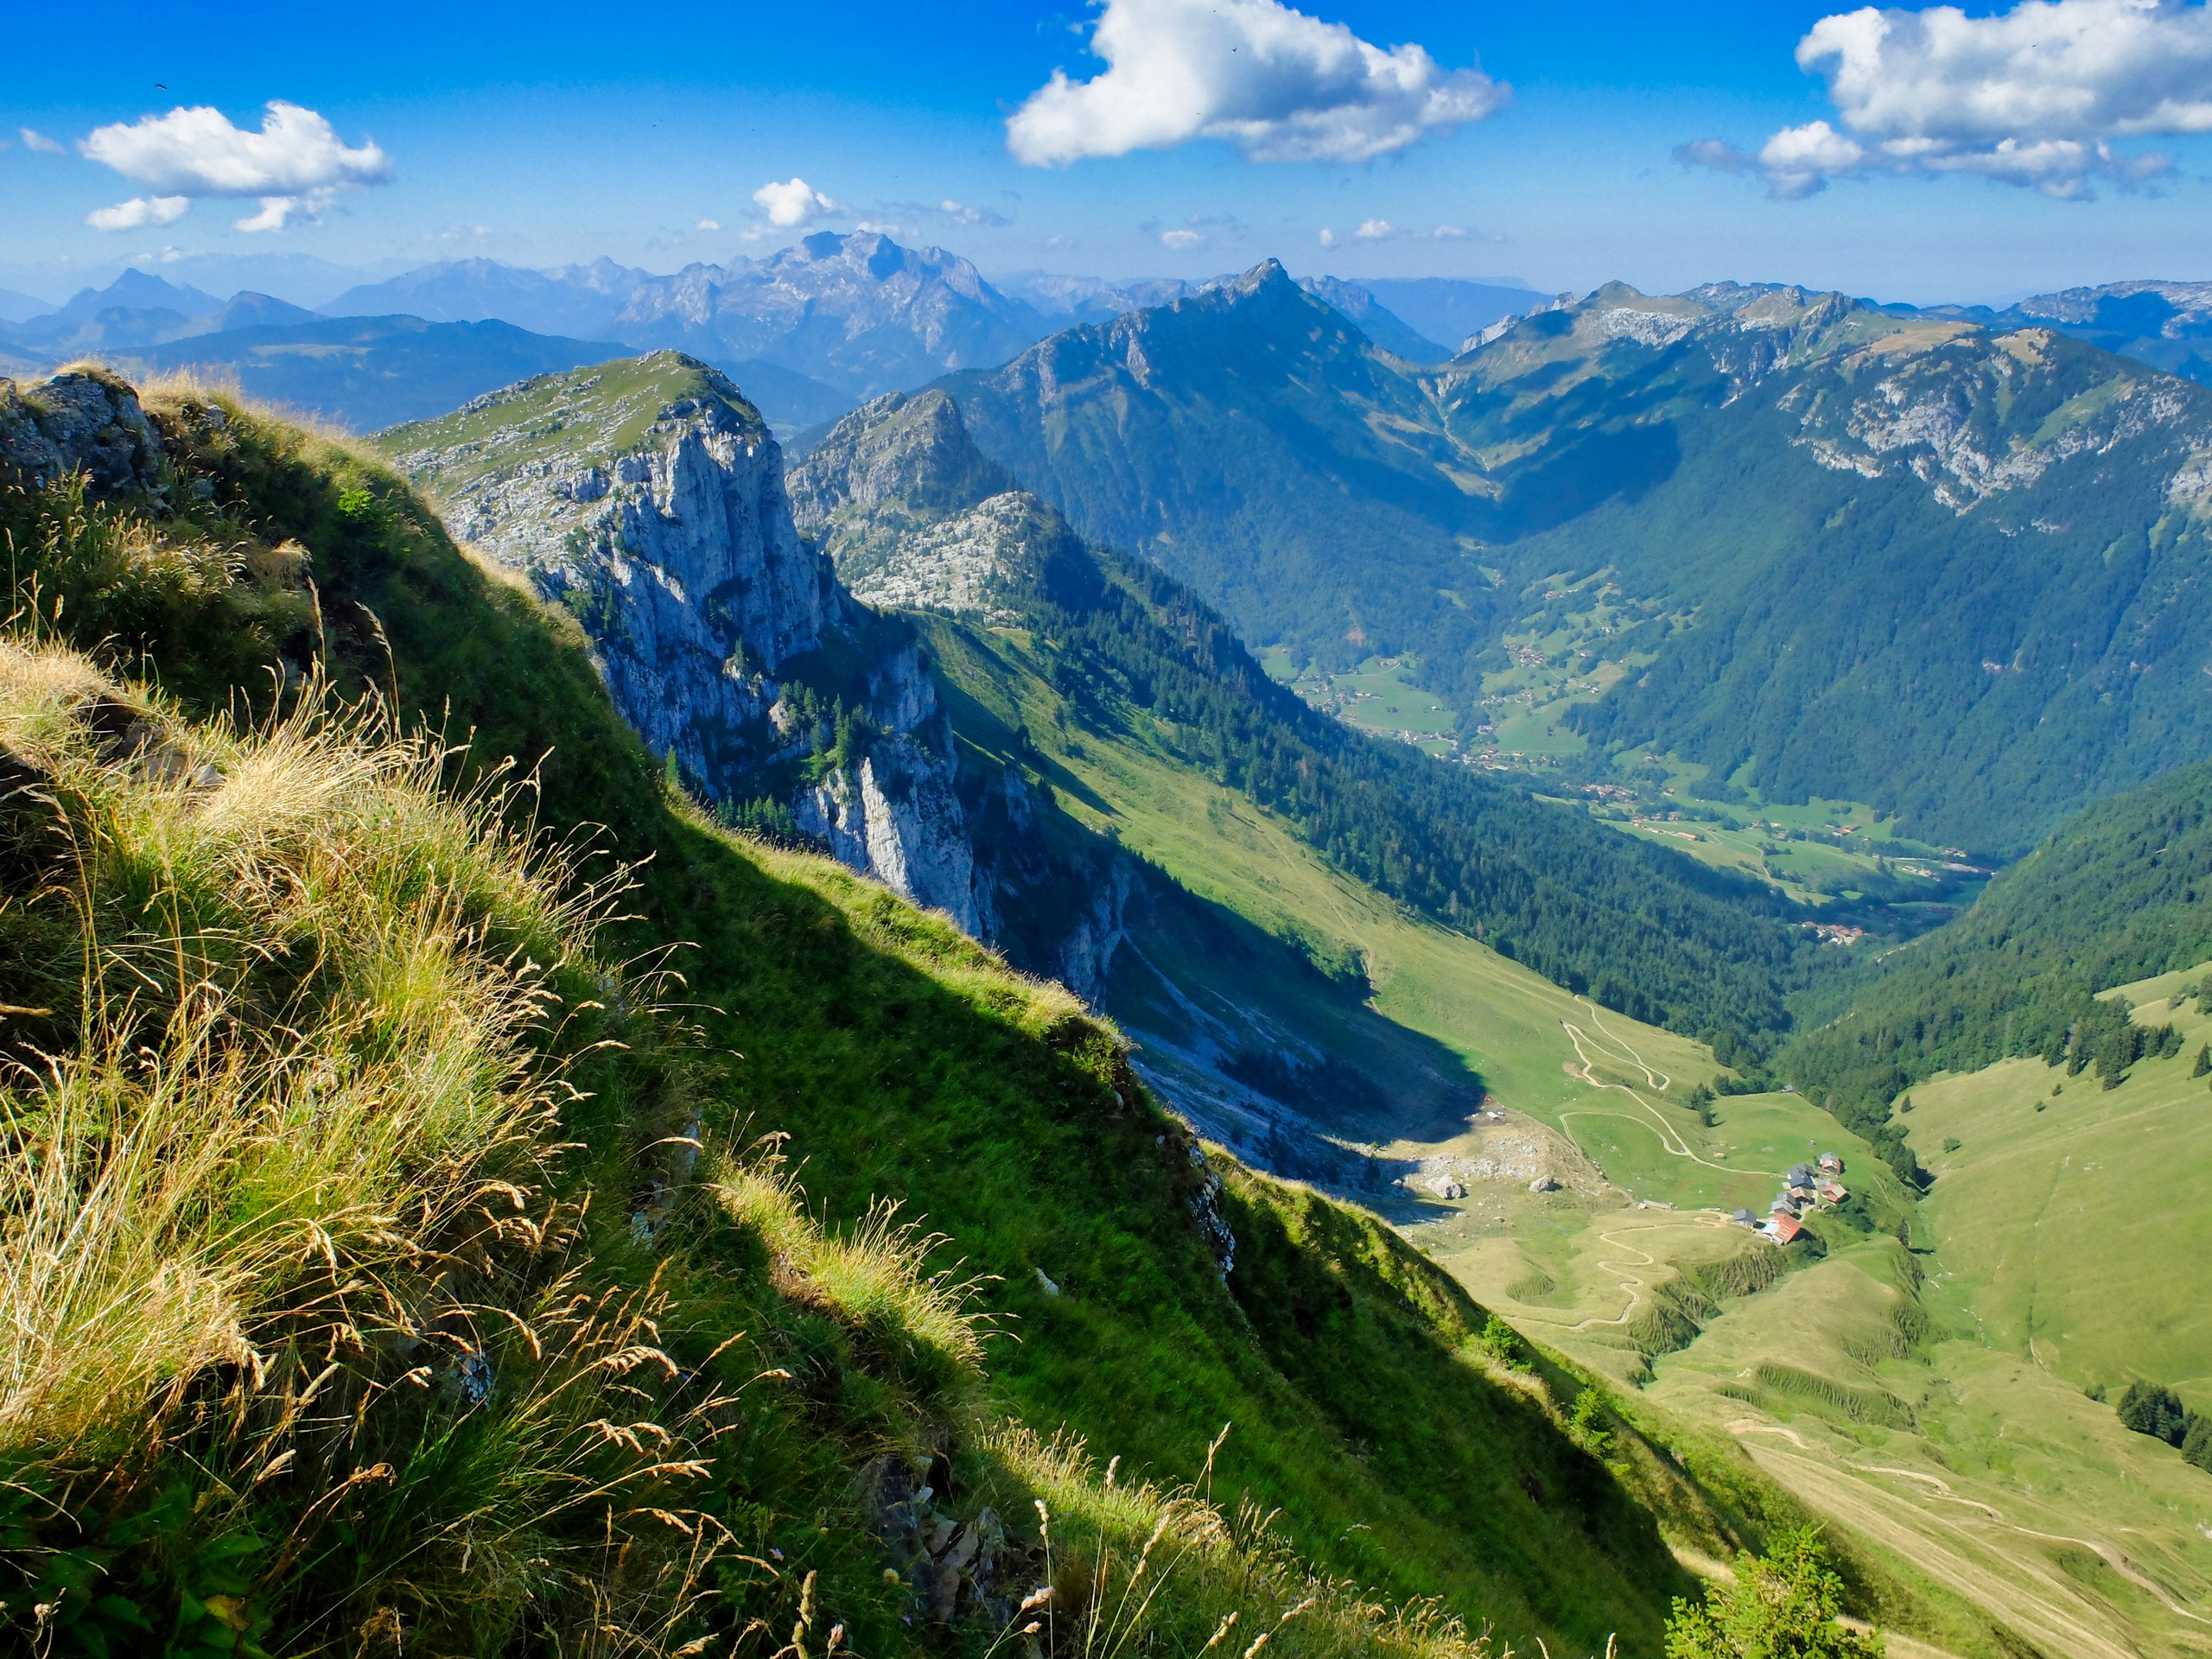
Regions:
[[938, 265, 2212, 853], [0, 368, 1751, 1652]]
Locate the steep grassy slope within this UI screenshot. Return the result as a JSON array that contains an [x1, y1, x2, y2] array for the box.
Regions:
[[0, 369, 1716, 1655]]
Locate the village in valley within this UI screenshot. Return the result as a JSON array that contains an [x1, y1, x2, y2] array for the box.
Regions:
[[1735, 1149, 1847, 1243]]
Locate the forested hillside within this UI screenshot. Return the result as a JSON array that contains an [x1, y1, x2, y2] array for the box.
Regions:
[[795, 389, 1817, 1046], [1783, 758, 2212, 1144], [938, 270, 2212, 853]]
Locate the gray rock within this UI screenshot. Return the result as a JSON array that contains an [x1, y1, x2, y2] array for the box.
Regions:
[[0, 369, 167, 499]]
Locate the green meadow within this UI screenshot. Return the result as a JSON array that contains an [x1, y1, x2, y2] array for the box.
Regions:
[[1451, 959, 2212, 1659]]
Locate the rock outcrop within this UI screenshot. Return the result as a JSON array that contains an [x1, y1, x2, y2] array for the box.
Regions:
[[0, 369, 168, 499], [382, 353, 987, 928]]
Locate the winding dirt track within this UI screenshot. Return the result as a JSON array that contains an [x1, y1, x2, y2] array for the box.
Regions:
[[1727, 1431, 2209, 1659], [1556, 1002, 1784, 1179]]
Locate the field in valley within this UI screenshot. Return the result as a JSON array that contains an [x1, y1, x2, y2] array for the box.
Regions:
[[933, 614, 2212, 1656], [1434, 964, 2212, 1659]]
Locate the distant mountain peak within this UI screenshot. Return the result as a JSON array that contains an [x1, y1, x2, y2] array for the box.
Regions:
[[53, 269, 222, 325]]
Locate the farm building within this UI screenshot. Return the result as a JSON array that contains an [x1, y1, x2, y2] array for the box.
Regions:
[[1762, 1212, 1804, 1244], [1819, 1151, 1845, 1174]]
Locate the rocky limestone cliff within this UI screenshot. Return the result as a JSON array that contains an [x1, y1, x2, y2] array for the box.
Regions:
[[380, 353, 985, 928], [789, 388, 1136, 993]]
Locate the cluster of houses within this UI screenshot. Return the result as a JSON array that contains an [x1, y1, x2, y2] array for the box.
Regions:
[[1730, 1151, 1847, 1243]]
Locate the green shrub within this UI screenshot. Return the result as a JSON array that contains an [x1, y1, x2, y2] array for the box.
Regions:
[[1664, 1525, 1882, 1657]]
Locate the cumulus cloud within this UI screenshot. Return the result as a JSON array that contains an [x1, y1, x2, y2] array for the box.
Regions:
[[696, 217, 721, 232], [1687, 0, 2212, 198], [1160, 227, 1206, 248], [85, 194, 191, 232], [1006, 0, 1506, 165], [79, 100, 390, 231], [19, 128, 63, 154], [752, 177, 846, 229], [1318, 226, 1338, 246]]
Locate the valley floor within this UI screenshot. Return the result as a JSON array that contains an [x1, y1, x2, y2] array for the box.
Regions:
[[950, 613, 2212, 1656], [1441, 969, 2212, 1659]]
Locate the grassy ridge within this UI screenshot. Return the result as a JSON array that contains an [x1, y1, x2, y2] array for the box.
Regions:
[[0, 371, 1707, 1655]]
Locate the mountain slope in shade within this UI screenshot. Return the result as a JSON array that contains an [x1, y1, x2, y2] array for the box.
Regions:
[[940, 260, 1505, 691]]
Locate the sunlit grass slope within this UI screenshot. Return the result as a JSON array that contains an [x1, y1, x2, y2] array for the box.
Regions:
[[1574, 966, 2212, 1659], [0, 370, 1711, 1655], [919, 617, 1713, 1133], [1908, 964, 2212, 1399]]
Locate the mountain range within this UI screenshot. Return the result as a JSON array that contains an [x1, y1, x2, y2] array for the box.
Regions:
[[0, 238, 1522, 432], [13, 238, 2212, 1649], [929, 264, 2212, 855]]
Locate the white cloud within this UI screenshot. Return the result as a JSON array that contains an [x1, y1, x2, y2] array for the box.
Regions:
[[20, 128, 64, 154], [233, 196, 303, 233], [1341, 218, 1474, 243], [1688, 0, 2212, 198], [84, 100, 389, 195], [1160, 227, 1206, 248], [1318, 226, 1338, 247], [696, 217, 721, 232], [86, 194, 191, 232], [1006, 0, 1506, 166], [79, 100, 389, 232], [939, 197, 1013, 226], [752, 177, 846, 228]]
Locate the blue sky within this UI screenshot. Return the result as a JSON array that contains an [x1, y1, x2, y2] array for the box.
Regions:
[[6, 0, 2212, 305]]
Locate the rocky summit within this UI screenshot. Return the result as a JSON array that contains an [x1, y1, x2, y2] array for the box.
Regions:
[[380, 350, 986, 929]]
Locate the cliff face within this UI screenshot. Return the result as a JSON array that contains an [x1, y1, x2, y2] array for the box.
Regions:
[[380, 351, 984, 928], [788, 387, 1135, 992]]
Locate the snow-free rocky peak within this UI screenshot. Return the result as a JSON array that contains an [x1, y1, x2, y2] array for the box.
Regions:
[[379, 351, 987, 930]]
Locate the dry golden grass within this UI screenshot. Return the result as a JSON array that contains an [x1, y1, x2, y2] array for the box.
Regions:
[[0, 633, 729, 1651]]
